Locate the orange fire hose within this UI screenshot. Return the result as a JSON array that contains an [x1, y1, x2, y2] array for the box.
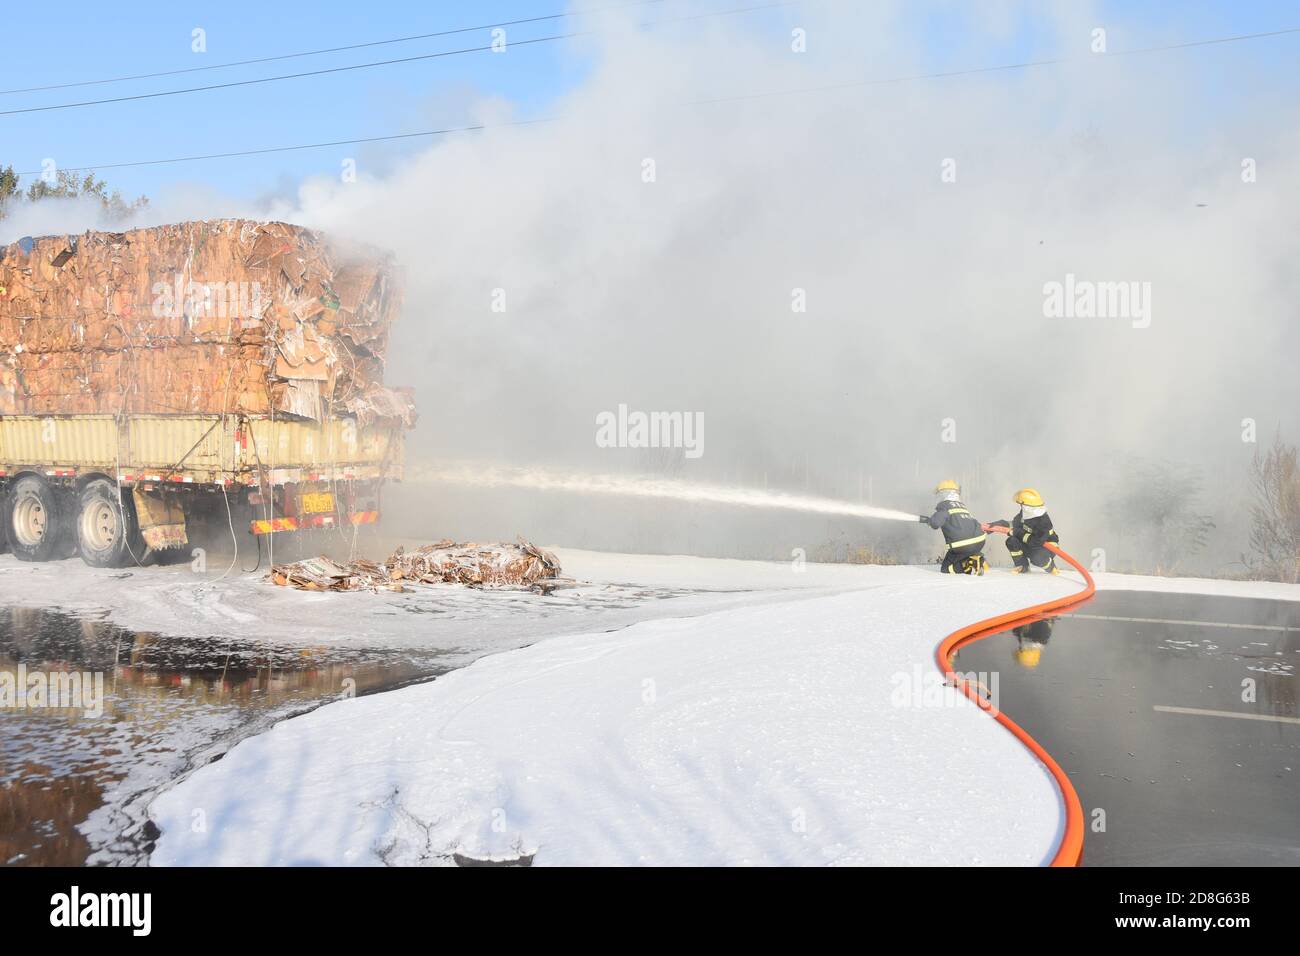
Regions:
[[934, 526, 1096, 866]]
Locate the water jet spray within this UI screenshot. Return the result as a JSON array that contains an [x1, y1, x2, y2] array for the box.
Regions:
[[412, 462, 921, 523]]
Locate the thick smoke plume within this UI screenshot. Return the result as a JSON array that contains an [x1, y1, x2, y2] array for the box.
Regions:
[[6, 1, 1298, 572]]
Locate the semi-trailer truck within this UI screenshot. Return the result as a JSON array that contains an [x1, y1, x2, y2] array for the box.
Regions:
[[0, 219, 414, 567]]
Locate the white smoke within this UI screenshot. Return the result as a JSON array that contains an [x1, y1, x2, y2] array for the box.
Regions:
[[6, 1, 1298, 569]]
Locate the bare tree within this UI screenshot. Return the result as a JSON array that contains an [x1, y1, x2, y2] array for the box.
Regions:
[[1105, 458, 1215, 574], [1248, 435, 1300, 583]]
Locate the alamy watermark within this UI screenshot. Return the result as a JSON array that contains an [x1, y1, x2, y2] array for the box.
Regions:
[[1, 664, 104, 718], [1042, 273, 1151, 328], [50, 886, 151, 936], [891, 665, 1000, 716], [152, 274, 264, 321], [596, 404, 704, 459]]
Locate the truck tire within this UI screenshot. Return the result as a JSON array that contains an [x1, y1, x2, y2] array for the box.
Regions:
[[6, 475, 67, 562], [75, 479, 142, 568]]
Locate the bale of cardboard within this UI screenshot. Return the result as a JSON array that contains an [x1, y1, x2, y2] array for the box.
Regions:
[[0, 219, 416, 426]]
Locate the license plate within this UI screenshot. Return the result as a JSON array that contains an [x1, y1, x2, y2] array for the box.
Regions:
[[301, 492, 335, 515]]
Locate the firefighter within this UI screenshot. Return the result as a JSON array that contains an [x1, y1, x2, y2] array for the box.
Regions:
[[989, 488, 1060, 574], [1012, 617, 1056, 668], [918, 479, 988, 575]]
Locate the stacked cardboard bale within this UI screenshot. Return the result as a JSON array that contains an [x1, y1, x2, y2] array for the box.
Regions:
[[0, 219, 415, 425]]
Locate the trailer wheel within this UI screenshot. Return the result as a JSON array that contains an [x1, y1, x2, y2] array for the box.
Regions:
[[75, 479, 141, 568], [6, 475, 67, 562]]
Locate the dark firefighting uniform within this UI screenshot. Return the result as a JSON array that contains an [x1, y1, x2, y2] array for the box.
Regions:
[[920, 500, 987, 574], [991, 510, 1059, 571]]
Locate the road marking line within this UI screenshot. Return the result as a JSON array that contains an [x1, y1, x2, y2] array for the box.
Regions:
[[1153, 705, 1300, 725], [1067, 613, 1294, 633]]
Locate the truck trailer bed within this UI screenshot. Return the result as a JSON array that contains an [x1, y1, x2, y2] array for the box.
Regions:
[[0, 413, 403, 565]]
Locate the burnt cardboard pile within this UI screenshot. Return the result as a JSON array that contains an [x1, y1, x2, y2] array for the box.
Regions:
[[271, 539, 564, 592], [0, 219, 416, 425], [388, 538, 563, 587]]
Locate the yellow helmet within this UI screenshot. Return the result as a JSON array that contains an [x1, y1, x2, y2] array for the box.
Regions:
[[1014, 645, 1042, 669], [934, 479, 960, 495], [1013, 487, 1044, 507]]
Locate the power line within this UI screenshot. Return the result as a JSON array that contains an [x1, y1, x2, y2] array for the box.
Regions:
[[15, 20, 1299, 177], [0, 0, 667, 97], [18, 119, 561, 175], [0, 1, 802, 117], [1108, 23, 1300, 56], [0, 34, 579, 117], [690, 23, 1300, 105]]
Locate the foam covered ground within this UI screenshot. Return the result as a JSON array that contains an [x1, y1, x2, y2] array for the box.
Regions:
[[149, 566, 1086, 866], [4, 546, 1290, 866]]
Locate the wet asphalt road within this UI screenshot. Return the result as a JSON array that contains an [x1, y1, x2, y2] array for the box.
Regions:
[[952, 589, 1300, 866]]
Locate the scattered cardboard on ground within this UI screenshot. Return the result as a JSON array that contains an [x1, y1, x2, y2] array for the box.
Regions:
[[0, 219, 416, 426], [270, 538, 563, 593], [389, 539, 563, 587], [269, 555, 402, 592]]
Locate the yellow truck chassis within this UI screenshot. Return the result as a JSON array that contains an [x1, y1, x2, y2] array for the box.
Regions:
[[0, 414, 403, 566]]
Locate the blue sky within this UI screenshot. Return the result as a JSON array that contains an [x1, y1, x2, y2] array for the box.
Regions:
[[0, 0, 601, 202], [1, 0, 1297, 205]]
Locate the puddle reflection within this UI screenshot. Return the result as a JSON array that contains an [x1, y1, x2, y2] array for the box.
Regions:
[[953, 591, 1300, 865], [0, 606, 446, 866]]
